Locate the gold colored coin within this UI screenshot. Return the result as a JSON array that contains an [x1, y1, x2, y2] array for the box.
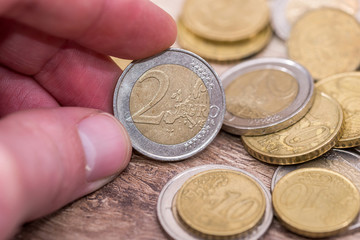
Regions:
[[177, 21, 272, 61], [242, 92, 344, 165], [176, 169, 266, 237], [287, 8, 360, 80], [226, 69, 298, 119], [272, 168, 360, 238], [129, 64, 209, 145], [181, 0, 270, 42], [286, 0, 359, 25], [316, 72, 360, 148]]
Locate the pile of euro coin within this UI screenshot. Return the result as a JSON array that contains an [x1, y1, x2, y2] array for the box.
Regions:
[[113, 0, 360, 239], [177, 0, 272, 61]]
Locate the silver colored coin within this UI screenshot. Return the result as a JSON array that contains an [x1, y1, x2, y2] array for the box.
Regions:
[[271, 149, 360, 233], [271, 0, 360, 40], [221, 58, 314, 136], [113, 48, 225, 161], [157, 165, 273, 240], [354, 146, 360, 154]]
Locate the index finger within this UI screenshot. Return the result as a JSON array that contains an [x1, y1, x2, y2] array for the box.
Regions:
[[2, 0, 177, 59]]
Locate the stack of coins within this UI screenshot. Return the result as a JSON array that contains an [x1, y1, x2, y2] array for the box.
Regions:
[[177, 0, 272, 61]]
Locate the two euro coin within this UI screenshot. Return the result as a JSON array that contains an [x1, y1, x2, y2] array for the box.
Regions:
[[113, 48, 225, 161]]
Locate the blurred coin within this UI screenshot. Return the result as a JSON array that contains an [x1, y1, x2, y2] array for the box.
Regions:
[[272, 149, 360, 233], [316, 72, 360, 148], [177, 21, 272, 62], [287, 8, 360, 80], [272, 0, 360, 40], [157, 165, 273, 240], [242, 92, 344, 165], [222, 58, 314, 136], [272, 167, 360, 238], [181, 0, 269, 42], [113, 48, 225, 161]]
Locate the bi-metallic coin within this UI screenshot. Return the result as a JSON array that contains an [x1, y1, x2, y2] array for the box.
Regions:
[[157, 165, 273, 240], [222, 58, 314, 136], [113, 48, 225, 161]]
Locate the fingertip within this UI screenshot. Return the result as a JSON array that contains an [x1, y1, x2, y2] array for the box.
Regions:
[[77, 113, 132, 183]]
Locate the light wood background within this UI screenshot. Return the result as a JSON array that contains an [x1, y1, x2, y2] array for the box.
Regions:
[[15, 1, 360, 239]]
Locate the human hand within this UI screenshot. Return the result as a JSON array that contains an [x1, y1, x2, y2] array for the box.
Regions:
[[0, 0, 176, 238]]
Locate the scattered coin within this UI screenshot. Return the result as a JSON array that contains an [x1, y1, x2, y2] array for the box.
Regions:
[[221, 58, 314, 136], [113, 48, 225, 161], [157, 165, 273, 240], [316, 72, 360, 148], [272, 167, 360, 238], [242, 92, 344, 165], [272, 0, 360, 40], [271, 149, 360, 233], [177, 21, 272, 62], [287, 8, 360, 80], [180, 0, 269, 42]]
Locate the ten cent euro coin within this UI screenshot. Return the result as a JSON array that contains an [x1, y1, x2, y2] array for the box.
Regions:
[[176, 169, 266, 237], [271, 149, 360, 233], [272, 168, 360, 238], [287, 8, 360, 80], [242, 92, 344, 165], [222, 58, 314, 136], [316, 72, 360, 148], [272, 0, 360, 40], [113, 48, 225, 161], [180, 0, 270, 42], [177, 21, 272, 62], [157, 165, 273, 240]]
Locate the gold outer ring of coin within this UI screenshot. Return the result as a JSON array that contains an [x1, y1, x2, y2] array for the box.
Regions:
[[287, 8, 360, 80], [180, 0, 270, 42], [316, 72, 360, 148], [175, 169, 266, 237], [177, 21, 272, 62], [272, 167, 360, 238], [242, 92, 344, 165]]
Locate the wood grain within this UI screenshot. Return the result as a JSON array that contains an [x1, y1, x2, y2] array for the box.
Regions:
[[15, 1, 360, 239]]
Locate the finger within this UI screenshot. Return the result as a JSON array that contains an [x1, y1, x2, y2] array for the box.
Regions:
[[35, 42, 122, 112], [0, 66, 59, 116], [0, 108, 132, 239], [2, 0, 177, 59], [0, 21, 121, 113], [0, 18, 64, 75]]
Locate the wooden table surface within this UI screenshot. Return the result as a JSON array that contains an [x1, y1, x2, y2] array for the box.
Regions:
[[15, 1, 360, 239]]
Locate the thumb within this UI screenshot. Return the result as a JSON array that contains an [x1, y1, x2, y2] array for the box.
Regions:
[[0, 108, 132, 239]]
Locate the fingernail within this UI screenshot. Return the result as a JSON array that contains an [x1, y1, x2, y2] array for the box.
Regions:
[[77, 113, 132, 182]]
